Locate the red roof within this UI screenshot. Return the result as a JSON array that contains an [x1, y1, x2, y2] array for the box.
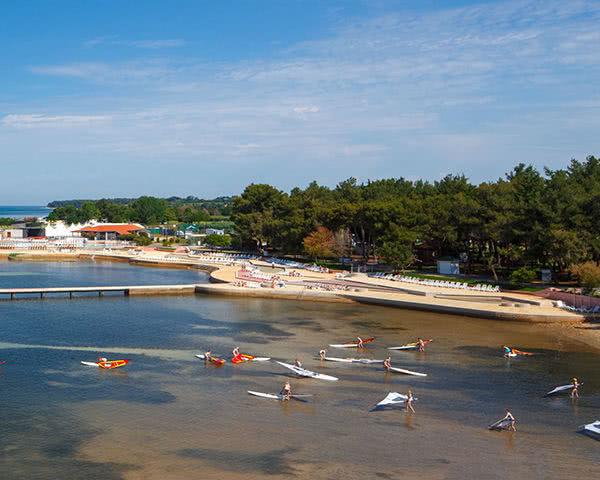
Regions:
[[74, 224, 144, 235]]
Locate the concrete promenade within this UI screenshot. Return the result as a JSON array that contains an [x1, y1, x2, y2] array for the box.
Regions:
[[0, 247, 588, 324]]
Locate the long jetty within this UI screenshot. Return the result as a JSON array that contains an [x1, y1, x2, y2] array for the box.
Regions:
[[0, 284, 199, 300]]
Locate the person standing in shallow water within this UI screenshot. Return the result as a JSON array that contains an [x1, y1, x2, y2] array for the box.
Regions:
[[417, 338, 425, 352], [406, 390, 415, 413], [383, 356, 392, 371], [571, 378, 579, 398]]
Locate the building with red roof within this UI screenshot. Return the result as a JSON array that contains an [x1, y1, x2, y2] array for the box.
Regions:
[[73, 223, 145, 240]]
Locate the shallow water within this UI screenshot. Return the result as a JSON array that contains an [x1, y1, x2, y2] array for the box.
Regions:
[[0, 261, 598, 479]]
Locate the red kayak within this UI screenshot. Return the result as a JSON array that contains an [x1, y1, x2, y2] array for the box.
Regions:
[[195, 354, 225, 366], [98, 359, 130, 369]]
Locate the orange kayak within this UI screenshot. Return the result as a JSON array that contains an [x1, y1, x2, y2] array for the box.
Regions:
[[98, 359, 130, 369]]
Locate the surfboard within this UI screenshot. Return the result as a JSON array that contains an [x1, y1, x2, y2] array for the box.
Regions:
[[388, 366, 427, 377]]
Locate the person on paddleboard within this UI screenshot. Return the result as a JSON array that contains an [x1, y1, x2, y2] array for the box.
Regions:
[[500, 408, 516, 431], [232, 346, 240, 357], [357, 336, 364, 348], [571, 378, 579, 398], [280, 381, 292, 400], [383, 356, 392, 371], [406, 390, 415, 413], [319, 350, 327, 361], [417, 338, 425, 352], [294, 358, 303, 368]]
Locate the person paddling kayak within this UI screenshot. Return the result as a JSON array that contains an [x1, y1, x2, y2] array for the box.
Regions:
[[280, 381, 292, 400], [383, 356, 392, 371], [406, 390, 415, 413], [571, 378, 579, 398], [357, 336, 364, 348], [319, 350, 326, 360], [204, 351, 213, 362], [417, 338, 425, 352], [98, 356, 107, 362], [503, 346, 512, 357]]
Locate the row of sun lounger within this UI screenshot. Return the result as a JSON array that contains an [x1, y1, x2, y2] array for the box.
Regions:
[[370, 272, 500, 292]]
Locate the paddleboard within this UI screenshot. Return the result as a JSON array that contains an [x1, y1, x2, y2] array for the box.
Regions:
[[511, 349, 536, 356], [544, 384, 574, 397], [81, 360, 130, 369], [388, 366, 427, 377], [322, 357, 383, 364], [329, 337, 375, 348], [388, 339, 432, 350], [488, 419, 512, 431], [195, 354, 226, 366], [276, 361, 338, 381], [247, 390, 312, 401]]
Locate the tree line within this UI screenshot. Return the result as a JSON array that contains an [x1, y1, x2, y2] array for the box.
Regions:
[[232, 156, 600, 280], [47, 197, 226, 225]]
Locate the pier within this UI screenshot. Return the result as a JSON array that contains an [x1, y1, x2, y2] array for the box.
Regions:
[[0, 284, 199, 300]]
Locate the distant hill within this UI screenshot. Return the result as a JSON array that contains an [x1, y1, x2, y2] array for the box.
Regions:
[[47, 196, 234, 208]]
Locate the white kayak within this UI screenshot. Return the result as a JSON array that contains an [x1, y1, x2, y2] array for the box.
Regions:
[[329, 338, 375, 348], [488, 419, 512, 431], [322, 356, 383, 364], [388, 366, 427, 377], [544, 384, 574, 397], [580, 420, 600, 438], [388, 339, 432, 350], [276, 361, 339, 381], [247, 390, 312, 401]]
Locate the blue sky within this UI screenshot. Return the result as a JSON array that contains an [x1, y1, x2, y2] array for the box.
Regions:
[[1, 0, 599, 204]]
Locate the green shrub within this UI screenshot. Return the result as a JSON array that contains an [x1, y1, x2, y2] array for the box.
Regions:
[[510, 267, 537, 284]]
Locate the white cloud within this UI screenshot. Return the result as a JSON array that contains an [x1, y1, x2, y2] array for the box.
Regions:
[[2, 114, 111, 128], [293, 106, 319, 113]]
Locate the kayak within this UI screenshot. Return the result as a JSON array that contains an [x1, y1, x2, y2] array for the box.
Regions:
[[510, 349, 536, 356], [579, 420, 600, 439], [329, 337, 375, 348], [247, 390, 312, 401], [275, 361, 338, 381], [81, 359, 130, 369], [388, 339, 432, 350], [322, 356, 383, 364], [232, 354, 271, 364], [388, 366, 427, 377], [544, 384, 575, 397], [488, 419, 512, 431], [195, 354, 226, 366]]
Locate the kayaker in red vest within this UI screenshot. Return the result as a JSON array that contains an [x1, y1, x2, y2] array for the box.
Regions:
[[280, 381, 292, 400], [383, 356, 392, 371], [357, 336, 364, 348], [417, 338, 425, 352]]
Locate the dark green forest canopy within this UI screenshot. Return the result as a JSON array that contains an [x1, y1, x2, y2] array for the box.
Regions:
[[231, 156, 600, 272]]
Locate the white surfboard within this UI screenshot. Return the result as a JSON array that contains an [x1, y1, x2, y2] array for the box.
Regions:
[[276, 361, 338, 381], [388, 366, 427, 377]]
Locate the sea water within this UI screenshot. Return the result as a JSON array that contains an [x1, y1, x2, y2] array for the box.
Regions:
[[0, 261, 598, 479], [0, 205, 53, 221]]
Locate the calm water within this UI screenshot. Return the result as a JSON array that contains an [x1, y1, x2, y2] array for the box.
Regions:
[[0, 261, 598, 479], [0, 205, 53, 220]]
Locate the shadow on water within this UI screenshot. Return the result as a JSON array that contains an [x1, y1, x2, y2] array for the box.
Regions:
[[177, 447, 301, 475]]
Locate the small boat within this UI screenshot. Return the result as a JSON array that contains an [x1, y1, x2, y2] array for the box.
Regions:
[[579, 420, 600, 440], [81, 359, 130, 369], [329, 337, 374, 348], [322, 356, 383, 364], [275, 361, 338, 381], [388, 366, 427, 377], [247, 390, 312, 401], [488, 419, 512, 431], [388, 339, 432, 350], [232, 354, 271, 364], [195, 354, 225, 366], [544, 384, 575, 397]]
